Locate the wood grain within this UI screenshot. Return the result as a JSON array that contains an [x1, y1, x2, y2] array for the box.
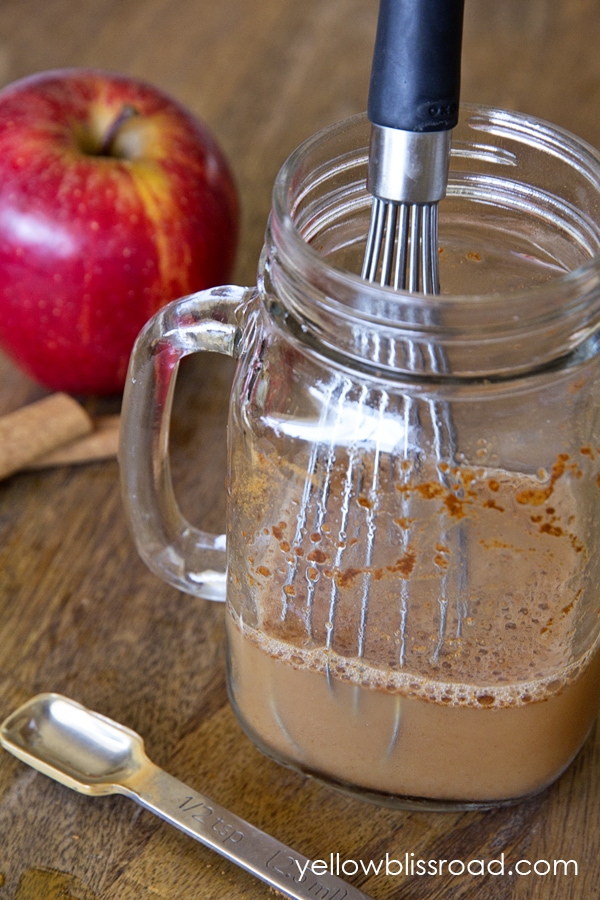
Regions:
[[0, 1, 600, 898]]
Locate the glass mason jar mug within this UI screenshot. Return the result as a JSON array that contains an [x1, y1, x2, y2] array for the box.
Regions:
[[120, 107, 600, 810]]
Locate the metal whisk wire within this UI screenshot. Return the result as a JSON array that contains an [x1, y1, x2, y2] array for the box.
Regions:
[[361, 197, 440, 293]]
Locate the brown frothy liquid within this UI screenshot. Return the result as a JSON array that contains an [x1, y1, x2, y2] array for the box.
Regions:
[[227, 450, 600, 804], [228, 618, 600, 803]]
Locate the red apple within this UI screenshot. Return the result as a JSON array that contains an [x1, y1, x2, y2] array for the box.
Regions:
[[0, 68, 239, 395]]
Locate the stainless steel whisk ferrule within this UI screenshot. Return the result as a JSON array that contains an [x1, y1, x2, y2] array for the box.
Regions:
[[367, 126, 452, 206]]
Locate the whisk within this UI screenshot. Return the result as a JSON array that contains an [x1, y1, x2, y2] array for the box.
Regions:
[[278, 2, 468, 679], [361, 0, 465, 293], [358, 0, 467, 674]]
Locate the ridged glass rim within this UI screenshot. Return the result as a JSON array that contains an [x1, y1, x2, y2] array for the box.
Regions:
[[270, 105, 600, 324]]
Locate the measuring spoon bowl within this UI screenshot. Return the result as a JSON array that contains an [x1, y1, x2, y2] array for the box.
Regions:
[[1, 692, 145, 794]]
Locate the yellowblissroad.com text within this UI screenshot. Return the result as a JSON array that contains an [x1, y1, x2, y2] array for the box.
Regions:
[[293, 852, 578, 879]]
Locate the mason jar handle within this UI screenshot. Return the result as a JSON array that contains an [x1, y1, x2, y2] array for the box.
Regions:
[[119, 284, 254, 602]]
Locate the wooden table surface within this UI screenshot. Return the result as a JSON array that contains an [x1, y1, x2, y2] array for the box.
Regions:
[[1, 1, 600, 898]]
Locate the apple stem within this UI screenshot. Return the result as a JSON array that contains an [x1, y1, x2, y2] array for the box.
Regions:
[[99, 105, 139, 156]]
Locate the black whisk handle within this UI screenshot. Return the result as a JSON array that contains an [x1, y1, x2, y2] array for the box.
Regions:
[[367, 0, 465, 133]]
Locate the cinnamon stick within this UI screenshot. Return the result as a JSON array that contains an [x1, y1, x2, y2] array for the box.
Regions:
[[27, 414, 120, 468], [0, 393, 93, 480]]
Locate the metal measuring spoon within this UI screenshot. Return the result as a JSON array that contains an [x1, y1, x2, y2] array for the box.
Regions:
[[0, 693, 373, 900]]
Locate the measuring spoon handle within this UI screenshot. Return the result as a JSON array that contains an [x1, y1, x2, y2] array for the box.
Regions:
[[127, 764, 373, 900]]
